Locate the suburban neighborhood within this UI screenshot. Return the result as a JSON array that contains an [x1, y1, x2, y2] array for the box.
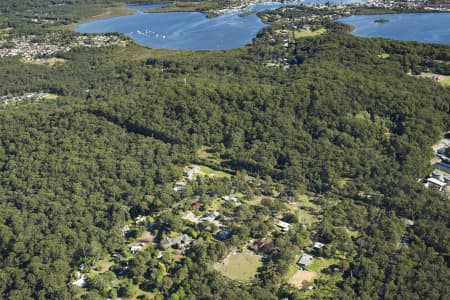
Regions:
[[0, 33, 127, 62]]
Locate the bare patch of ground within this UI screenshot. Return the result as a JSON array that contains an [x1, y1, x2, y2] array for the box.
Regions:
[[182, 211, 201, 224], [288, 270, 317, 289]]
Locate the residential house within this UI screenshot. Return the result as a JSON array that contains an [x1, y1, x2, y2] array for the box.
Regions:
[[130, 245, 143, 254], [276, 220, 291, 232], [313, 242, 325, 250], [202, 211, 220, 222], [222, 195, 238, 202], [121, 224, 131, 237], [432, 170, 444, 181], [425, 177, 447, 191], [251, 237, 274, 254], [184, 165, 200, 179], [135, 216, 146, 225], [71, 276, 87, 288], [173, 185, 186, 192], [298, 254, 313, 268], [162, 234, 192, 250]]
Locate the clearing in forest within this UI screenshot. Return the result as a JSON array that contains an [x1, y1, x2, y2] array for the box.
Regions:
[[410, 72, 450, 87], [294, 28, 326, 39], [307, 257, 339, 273], [441, 76, 450, 86], [377, 53, 390, 59], [196, 164, 232, 178], [286, 194, 320, 227], [288, 270, 317, 288], [214, 252, 262, 281]]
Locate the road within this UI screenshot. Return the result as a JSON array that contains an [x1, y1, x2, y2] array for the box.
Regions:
[[378, 220, 413, 300]]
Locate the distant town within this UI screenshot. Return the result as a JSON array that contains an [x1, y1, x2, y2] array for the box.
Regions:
[[0, 33, 127, 62], [210, 0, 450, 16], [1, 0, 448, 64]]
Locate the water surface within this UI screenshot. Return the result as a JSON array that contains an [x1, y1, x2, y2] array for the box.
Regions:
[[338, 13, 450, 45], [76, 1, 360, 50]]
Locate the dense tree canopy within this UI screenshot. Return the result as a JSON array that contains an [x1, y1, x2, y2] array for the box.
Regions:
[[0, 1, 449, 299]]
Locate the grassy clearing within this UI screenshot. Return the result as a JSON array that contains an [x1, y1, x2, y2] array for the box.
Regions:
[[307, 257, 339, 273], [411, 72, 450, 87], [264, 62, 282, 67], [377, 53, 390, 59], [441, 76, 450, 87], [43, 93, 58, 100], [215, 252, 263, 281], [286, 194, 320, 227], [196, 164, 232, 178], [294, 28, 326, 39], [89, 255, 114, 275]]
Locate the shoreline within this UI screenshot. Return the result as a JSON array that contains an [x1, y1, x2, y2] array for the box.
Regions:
[[53, 3, 136, 31]]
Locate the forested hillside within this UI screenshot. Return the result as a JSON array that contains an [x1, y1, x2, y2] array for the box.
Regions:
[[0, 1, 449, 299]]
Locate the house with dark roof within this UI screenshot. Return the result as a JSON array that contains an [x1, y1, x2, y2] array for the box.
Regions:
[[216, 228, 232, 241], [251, 237, 274, 254]]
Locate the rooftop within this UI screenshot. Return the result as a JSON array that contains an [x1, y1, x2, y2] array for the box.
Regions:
[[298, 254, 313, 266], [427, 177, 447, 187]]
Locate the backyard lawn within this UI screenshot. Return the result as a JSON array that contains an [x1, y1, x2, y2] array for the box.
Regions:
[[308, 257, 339, 273], [214, 252, 262, 281]]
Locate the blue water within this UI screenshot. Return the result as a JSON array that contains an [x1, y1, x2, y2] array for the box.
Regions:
[[76, 1, 360, 50], [338, 13, 450, 45]]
